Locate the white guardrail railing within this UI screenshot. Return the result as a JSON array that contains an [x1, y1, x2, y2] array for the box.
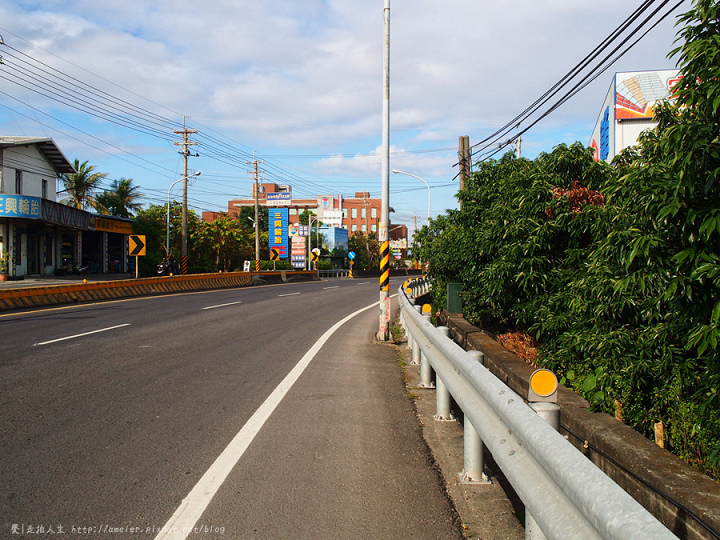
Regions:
[[399, 278, 677, 540]]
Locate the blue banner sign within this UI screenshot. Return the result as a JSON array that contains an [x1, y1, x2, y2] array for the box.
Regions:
[[266, 192, 292, 206], [0, 195, 41, 218], [268, 207, 289, 259]]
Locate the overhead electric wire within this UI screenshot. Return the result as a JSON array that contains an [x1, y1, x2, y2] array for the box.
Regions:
[[469, 0, 685, 162], [0, 33, 450, 207], [0, 93, 180, 179], [1, 41, 180, 133], [471, 0, 657, 154], [502, 0, 686, 155]]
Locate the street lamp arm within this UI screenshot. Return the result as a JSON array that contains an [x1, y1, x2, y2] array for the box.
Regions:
[[166, 171, 201, 257], [391, 169, 431, 222]]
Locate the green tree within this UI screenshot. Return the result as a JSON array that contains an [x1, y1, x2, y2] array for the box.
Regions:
[[193, 214, 254, 271], [132, 203, 204, 275], [348, 232, 379, 270], [236, 205, 269, 233], [417, 0, 720, 478], [96, 178, 143, 217], [59, 159, 108, 211]]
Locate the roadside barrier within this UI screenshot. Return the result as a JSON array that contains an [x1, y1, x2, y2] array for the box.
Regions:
[[399, 279, 676, 540], [0, 271, 318, 311], [318, 269, 350, 278]]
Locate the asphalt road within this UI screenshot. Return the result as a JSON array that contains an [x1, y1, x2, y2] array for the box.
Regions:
[[1, 278, 462, 539]]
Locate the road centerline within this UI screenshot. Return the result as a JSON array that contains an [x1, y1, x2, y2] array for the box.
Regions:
[[34, 323, 131, 346]]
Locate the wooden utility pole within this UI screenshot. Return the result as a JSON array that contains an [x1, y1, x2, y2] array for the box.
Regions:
[[174, 117, 197, 275], [458, 135, 470, 209]]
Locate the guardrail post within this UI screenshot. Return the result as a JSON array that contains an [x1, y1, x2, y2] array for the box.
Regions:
[[459, 350, 491, 484], [526, 370, 560, 540], [409, 305, 421, 363], [419, 311, 434, 387], [434, 327, 455, 421]]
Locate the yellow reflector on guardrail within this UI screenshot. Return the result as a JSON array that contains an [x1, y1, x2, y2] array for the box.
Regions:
[[528, 369, 558, 402]]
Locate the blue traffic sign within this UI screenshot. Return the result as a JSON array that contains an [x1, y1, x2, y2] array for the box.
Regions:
[[348, 251, 356, 260]]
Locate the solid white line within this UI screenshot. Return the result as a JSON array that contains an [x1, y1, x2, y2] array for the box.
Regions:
[[323, 286, 339, 290], [35, 324, 131, 346], [277, 292, 301, 297], [154, 300, 381, 540], [202, 301, 241, 310]]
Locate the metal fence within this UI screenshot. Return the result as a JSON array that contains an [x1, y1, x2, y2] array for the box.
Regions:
[[318, 269, 350, 278], [399, 279, 677, 540]]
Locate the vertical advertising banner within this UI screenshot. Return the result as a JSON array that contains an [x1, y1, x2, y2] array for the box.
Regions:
[[268, 207, 289, 259]]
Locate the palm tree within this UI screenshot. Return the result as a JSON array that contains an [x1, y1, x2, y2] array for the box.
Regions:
[[97, 177, 143, 217], [59, 159, 108, 211]]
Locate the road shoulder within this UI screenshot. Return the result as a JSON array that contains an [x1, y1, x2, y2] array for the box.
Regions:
[[390, 319, 525, 540]]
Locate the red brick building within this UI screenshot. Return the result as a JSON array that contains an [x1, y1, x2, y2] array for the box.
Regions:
[[204, 184, 405, 243]]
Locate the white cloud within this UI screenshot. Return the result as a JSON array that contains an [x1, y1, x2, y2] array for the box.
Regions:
[[0, 0, 693, 215]]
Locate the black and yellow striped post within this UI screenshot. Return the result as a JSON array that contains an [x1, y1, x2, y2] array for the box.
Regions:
[[255, 260, 260, 272], [380, 241, 390, 292], [181, 255, 188, 275]]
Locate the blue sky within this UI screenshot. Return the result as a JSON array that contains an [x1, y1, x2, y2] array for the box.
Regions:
[[0, 0, 692, 235]]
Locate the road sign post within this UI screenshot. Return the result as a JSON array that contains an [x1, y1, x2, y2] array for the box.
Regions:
[[348, 251, 355, 278], [128, 235, 146, 279]]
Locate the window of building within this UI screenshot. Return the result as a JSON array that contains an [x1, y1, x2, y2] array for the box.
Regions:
[[371, 207, 377, 219], [361, 207, 366, 219], [351, 224, 357, 232], [15, 170, 22, 195], [42, 179, 48, 199], [343, 209, 348, 219], [361, 224, 367, 232], [351, 208, 357, 219], [371, 224, 377, 232], [289, 208, 297, 215]]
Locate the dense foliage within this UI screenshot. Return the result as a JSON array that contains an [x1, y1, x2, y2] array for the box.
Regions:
[[133, 205, 268, 275], [414, 0, 719, 478]]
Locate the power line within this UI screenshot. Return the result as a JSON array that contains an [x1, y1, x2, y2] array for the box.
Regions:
[[469, 0, 685, 162]]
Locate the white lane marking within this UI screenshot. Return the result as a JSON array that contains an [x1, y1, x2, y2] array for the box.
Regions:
[[34, 324, 131, 346], [202, 301, 241, 310], [155, 299, 381, 540], [277, 292, 300, 297], [323, 286, 339, 290], [356, 282, 369, 285]]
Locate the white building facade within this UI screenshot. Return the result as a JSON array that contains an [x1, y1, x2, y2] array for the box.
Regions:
[[589, 69, 681, 162], [0, 137, 132, 278]]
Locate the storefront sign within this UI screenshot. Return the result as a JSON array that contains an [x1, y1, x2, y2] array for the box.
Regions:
[[0, 195, 41, 218], [94, 217, 133, 235], [268, 208, 289, 258]]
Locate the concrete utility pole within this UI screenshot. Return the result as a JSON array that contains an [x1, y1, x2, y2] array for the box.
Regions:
[[378, 0, 391, 341], [174, 117, 197, 275], [247, 152, 263, 271]]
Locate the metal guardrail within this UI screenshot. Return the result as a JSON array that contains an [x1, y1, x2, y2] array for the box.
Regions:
[[318, 269, 350, 278], [399, 279, 677, 540]]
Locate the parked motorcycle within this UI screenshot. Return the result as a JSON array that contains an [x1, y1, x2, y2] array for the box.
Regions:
[[157, 259, 178, 276]]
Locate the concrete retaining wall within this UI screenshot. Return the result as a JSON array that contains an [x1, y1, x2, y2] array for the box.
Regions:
[[0, 271, 319, 311], [436, 309, 720, 540]]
